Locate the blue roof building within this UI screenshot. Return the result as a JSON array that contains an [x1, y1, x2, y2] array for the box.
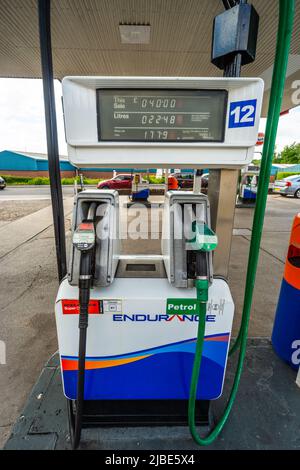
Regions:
[[0, 150, 75, 173], [0, 150, 162, 177], [271, 164, 300, 176]]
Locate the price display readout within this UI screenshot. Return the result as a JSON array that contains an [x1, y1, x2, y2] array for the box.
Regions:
[[97, 90, 227, 143]]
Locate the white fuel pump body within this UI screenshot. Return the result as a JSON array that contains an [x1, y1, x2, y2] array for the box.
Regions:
[[57, 75, 264, 409], [55, 277, 234, 401]]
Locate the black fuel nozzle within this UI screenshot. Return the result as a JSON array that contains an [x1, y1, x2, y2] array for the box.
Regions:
[[73, 220, 96, 330], [196, 251, 209, 279], [73, 221, 96, 253], [72, 202, 98, 329]]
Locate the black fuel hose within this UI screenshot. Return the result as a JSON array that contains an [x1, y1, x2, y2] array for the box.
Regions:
[[72, 202, 97, 449], [73, 251, 94, 449]]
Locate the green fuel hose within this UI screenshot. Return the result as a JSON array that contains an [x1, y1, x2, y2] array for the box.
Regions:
[[229, 0, 295, 357], [188, 0, 295, 446]]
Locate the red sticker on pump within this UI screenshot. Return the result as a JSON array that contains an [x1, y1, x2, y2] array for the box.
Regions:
[[62, 299, 101, 315], [79, 222, 94, 231]]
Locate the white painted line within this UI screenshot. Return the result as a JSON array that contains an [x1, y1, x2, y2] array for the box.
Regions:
[[233, 228, 252, 236], [0, 197, 51, 201], [296, 367, 300, 388]]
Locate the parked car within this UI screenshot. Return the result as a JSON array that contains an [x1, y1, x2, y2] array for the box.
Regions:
[[187, 173, 209, 193], [170, 172, 194, 188], [273, 175, 300, 198], [170, 172, 209, 192], [201, 173, 209, 193], [0, 176, 6, 190], [97, 174, 133, 190]]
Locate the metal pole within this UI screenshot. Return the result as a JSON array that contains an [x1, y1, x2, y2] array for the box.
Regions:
[[38, 0, 67, 281], [193, 169, 203, 194]]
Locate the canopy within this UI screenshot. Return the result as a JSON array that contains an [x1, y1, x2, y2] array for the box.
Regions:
[[0, 0, 299, 115]]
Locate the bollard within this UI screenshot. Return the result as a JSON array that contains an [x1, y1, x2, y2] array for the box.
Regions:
[[272, 214, 300, 370]]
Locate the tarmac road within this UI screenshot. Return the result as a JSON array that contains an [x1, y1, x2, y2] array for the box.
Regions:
[[0, 192, 299, 448], [0, 184, 166, 200], [0, 185, 77, 200]]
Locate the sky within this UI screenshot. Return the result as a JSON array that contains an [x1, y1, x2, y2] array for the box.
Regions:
[[0, 78, 300, 157], [0, 79, 66, 155]]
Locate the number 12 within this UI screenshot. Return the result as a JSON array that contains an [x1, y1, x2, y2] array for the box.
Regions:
[[231, 104, 255, 124], [229, 99, 257, 128]]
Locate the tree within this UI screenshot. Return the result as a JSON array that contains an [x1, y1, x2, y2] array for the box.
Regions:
[[272, 146, 282, 163], [278, 142, 300, 164]]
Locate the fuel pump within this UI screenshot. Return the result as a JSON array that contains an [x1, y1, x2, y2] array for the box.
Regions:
[[54, 0, 294, 449], [58, 72, 264, 449], [239, 170, 259, 203], [130, 173, 150, 202]]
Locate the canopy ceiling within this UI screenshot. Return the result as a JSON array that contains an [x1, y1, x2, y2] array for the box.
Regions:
[[0, 0, 300, 115]]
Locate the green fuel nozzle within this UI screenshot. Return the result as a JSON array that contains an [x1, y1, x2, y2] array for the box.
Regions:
[[194, 223, 217, 298], [186, 221, 218, 281], [188, 221, 218, 253]]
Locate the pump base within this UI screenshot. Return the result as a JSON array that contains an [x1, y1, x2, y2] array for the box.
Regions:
[[5, 342, 300, 450], [68, 399, 211, 428]]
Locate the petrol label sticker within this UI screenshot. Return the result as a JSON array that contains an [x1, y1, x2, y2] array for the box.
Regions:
[[229, 99, 257, 128], [166, 299, 201, 315]]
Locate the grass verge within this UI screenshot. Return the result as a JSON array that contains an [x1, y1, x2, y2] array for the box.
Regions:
[[0, 175, 101, 185]]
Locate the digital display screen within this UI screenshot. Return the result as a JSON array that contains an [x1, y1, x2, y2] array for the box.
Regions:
[[97, 89, 227, 143]]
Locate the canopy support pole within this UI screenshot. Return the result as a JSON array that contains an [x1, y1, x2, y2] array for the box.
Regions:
[[38, 0, 67, 282]]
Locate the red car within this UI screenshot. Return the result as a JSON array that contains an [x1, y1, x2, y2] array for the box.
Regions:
[[97, 174, 133, 190]]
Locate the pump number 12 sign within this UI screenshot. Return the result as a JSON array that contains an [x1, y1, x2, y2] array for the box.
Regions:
[[229, 99, 257, 128]]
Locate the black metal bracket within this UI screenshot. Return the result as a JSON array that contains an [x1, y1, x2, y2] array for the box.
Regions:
[[213, 0, 259, 78]]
